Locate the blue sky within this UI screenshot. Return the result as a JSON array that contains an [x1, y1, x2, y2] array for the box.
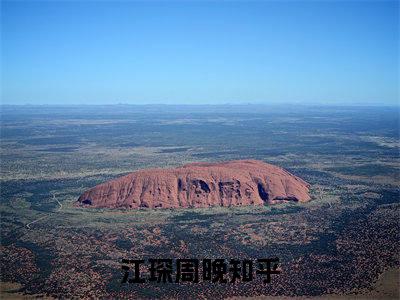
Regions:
[[1, 0, 398, 105]]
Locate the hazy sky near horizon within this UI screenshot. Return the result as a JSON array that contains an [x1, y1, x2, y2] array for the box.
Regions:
[[1, 1, 399, 105]]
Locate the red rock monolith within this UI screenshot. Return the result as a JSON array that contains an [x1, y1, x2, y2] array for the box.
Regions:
[[76, 160, 311, 209]]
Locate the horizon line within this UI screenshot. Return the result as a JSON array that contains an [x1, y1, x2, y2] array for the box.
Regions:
[[1, 103, 399, 108]]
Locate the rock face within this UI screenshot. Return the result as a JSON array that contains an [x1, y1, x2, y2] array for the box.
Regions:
[[76, 160, 311, 209]]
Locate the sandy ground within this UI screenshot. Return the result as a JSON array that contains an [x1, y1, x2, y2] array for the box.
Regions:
[[0, 282, 52, 300]]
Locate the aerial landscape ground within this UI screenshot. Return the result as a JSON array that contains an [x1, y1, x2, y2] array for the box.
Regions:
[[0, 104, 399, 299]]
